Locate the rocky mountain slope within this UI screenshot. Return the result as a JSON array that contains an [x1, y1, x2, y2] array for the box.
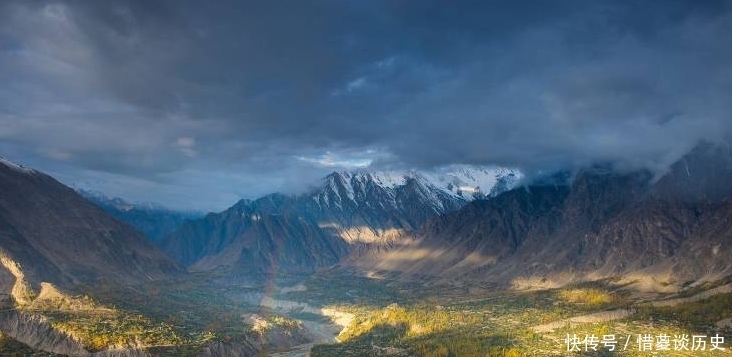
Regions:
[[78, 190, 203, 245], [162, 167, 519, 278], [351, 144, 732, 290], [0, 157, 182, 305]]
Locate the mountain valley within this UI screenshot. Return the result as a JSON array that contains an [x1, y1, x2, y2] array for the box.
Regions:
[[2, 147, 732, 357]]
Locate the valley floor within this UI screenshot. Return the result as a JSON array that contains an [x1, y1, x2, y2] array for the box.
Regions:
[[3, 271, 732, 357]]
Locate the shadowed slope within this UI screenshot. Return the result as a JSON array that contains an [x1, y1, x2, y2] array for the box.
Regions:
[[0, 158, 182, 299]]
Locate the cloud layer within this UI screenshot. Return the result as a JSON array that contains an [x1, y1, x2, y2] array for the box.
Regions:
[[1, 0, 731, 210]]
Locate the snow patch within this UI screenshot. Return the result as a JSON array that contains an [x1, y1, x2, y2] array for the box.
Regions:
[[367, 171, 410, 188]]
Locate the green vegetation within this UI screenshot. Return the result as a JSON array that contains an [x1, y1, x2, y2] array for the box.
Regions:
[[4, 275, 307, 357], [281, 269, 407, 307], [47, 310, 183, 351], [5, 271, 732, 357], [314, 301, 530, 357], [636, 293, 732, 334], [297, 273, 731, 357], [557, 288, 618, 307]]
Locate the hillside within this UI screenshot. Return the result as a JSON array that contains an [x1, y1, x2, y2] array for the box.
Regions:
[[0, 157, 182, 305]]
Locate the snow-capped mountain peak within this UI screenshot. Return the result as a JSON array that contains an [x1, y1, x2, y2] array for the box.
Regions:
[[324, 166, 521, 202], [422, 165, 523, 200], [313, 166, 522, 214]]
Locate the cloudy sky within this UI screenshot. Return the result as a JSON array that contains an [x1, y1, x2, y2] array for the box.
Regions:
[[1, 0, 731, 211]]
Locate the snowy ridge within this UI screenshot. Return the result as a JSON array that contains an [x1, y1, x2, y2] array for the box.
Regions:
[[316, 165, 521, 210], [366, 171, 412, 188], [422, 165, 523, 199], [0, 156, 35, 174], [351, 165, 520, 200], [409, 174, 449, 211]]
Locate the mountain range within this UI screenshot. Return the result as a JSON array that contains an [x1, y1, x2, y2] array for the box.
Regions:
[[5, 144, 732, 293], [160, 167, 520, 279], [347, 144, 732, 290], [78, 190, 204, 245], [3, 144, 732, 355], [156, 144, 732, 291]]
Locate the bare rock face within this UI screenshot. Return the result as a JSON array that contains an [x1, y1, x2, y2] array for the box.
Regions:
[[651, 143, 732, 203], [197, 341, 259, 357], [163, 194, 351, 279], [0, 250, 38, 306], [0, 311, 87, 356]]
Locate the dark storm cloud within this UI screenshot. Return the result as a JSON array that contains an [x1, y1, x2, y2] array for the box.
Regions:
[[1, 0, 731, 209]]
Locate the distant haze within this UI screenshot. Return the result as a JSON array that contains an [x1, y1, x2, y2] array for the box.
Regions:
[[1, 0, 731, 210]]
